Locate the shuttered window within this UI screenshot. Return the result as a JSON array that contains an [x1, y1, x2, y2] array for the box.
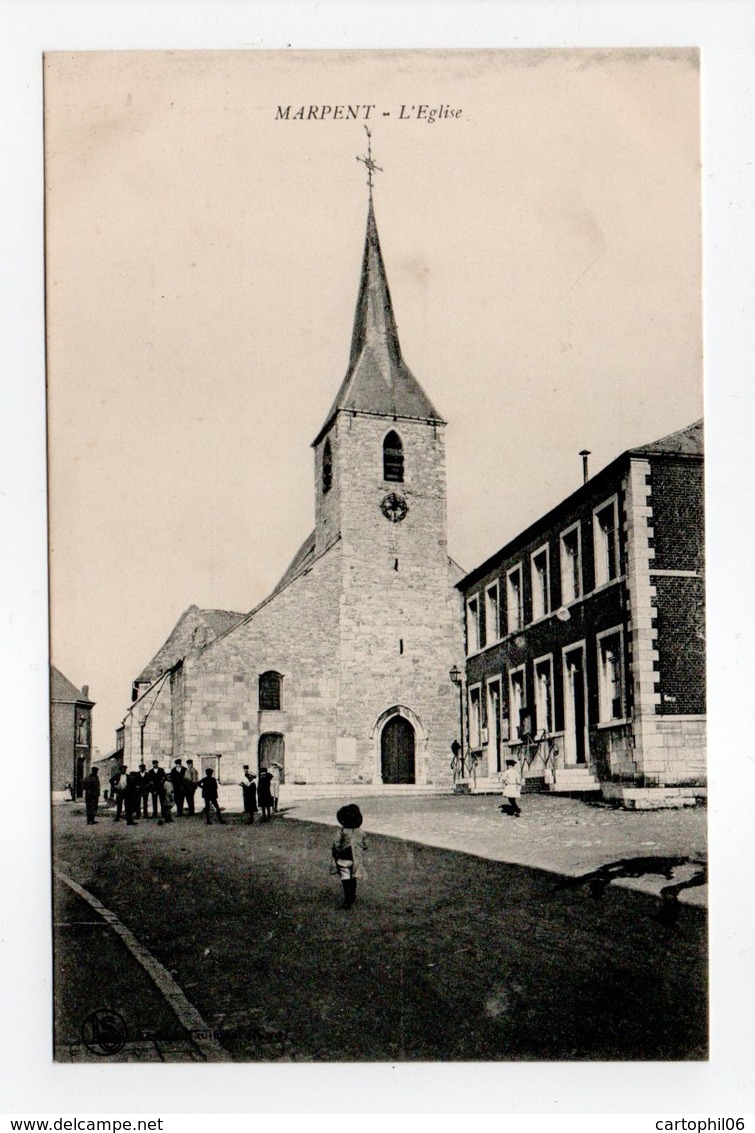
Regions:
[[383, 430, 404, 482], [259, 671, 283, 711]]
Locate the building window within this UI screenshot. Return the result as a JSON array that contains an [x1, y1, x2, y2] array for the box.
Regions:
[[485, 583, 500, 644], [597, 629, 625, 722], [560, 523, 582, 604], [466, 596, 481, 655], [508, 667, 526, 740], [594, 497, 620, 586], [487, 678, 503, 773], [468, 685, 482, 749], [534, 656, 554, 734], [258, 671, 282, 711], [383, 430, 404, 483], [506, 565, 524, 633], [322, 438, 333, 494], [531, 545, 551, 621], [75, 711, 90, 746]]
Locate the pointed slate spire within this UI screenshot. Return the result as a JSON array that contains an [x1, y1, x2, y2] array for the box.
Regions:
[[313, 196, 444, 445]]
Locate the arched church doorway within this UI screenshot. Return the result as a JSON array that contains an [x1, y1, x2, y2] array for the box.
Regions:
[[381, 716, 415, 784], [258, 732, 285, 781]]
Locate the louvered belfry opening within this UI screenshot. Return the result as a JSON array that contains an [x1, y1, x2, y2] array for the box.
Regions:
[[383, 429, 404, 482]]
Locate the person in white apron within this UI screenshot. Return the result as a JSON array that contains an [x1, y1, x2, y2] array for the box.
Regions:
[[269, 763, 281, 812], [502, 759, 522, 817]]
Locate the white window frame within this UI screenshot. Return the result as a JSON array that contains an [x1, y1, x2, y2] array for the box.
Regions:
[[506, 564, 524, 634], [530, 543, 551, 622], [533, 653, 555, 735], [596, 625, 626, 724], [562, 640, 589, 766], [468, 683, 483, 749], [466, 595, 481, 655], [508, 665, 526, 743], [559, 521, 582, 605], [485, 581, 500, 645], [593, 495, 620, 588], [486, 676, 503, 773]]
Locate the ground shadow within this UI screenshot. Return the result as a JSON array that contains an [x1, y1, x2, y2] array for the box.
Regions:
[[558, 855, 707, 925], [53, 811, 708, 1062]]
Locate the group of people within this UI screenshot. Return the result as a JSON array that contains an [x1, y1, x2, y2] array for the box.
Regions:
[[82, 757, 284, 828], [81, 758, 226, 826], [239, 764, 280, 823]]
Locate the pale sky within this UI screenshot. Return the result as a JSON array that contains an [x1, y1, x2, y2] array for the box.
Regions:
[[45, 48, 702, 752]]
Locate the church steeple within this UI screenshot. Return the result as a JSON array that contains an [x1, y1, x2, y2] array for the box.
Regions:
[[313, 149, 444, 446]]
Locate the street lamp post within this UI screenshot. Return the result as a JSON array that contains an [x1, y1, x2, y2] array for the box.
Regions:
[[449, 665, 465, 778]]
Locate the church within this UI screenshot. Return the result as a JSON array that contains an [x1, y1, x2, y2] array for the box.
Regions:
[[118, 189, 465, 792]]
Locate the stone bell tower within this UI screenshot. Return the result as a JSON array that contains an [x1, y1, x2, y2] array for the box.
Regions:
[[311, 138, 463, 786]]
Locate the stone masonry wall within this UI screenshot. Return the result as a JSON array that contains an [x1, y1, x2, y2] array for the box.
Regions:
[[122, 673, 174, 769], [651, 717, 706, 784], [335, 415, 464, 785], [178, 540, 343, 786]]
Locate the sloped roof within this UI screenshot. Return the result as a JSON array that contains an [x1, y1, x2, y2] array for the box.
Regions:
[[630, 418, 703, 458], [313, 198, 444, 445], [459, 418, 704, 590], [50, 665, 90, 704], [136, 605, 245, 685], [273, 530, 316, 593], [199, 609, 247, 637]]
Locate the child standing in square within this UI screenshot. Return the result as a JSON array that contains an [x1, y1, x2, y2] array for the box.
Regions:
[[331, 804, 368, 909]]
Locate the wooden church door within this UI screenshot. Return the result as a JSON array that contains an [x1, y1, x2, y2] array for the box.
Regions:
[[258, 732, 285, 780], [381, 716, 415, 784]]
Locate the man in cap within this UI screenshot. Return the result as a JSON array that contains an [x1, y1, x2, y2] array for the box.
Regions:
[[200, 768, 225, 825], [170, 758, 186, 816], [146, 759, 166, 818], [124, 768, 142, 825], [137, 763, 150, 818], [183, 758, 199, 816], [83, 766, 100, 825], [240, 765, 257, 824], [113, 763, 128, 821]]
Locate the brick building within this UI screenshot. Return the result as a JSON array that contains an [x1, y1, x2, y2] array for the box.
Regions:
[[50, 665, 94, 796], [119, 197, 464, 789], [457, 421, 705, 807]]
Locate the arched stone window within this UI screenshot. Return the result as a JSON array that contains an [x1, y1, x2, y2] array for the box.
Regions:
[[322, 438, 333, 494], [383, 430, 404, 483], [259, 671, 283, 711]]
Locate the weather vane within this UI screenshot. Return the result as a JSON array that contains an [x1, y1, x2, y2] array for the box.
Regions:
[[356, 126, 383, 193]]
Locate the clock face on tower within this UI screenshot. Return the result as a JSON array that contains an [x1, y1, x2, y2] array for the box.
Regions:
[[380, 492, 408, 523]]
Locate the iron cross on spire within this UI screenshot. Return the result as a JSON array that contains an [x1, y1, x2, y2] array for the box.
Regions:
[[356, 126, 383, 193]]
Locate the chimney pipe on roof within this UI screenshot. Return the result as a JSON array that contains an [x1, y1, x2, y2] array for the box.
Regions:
[[579, 450, 591, 484]]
